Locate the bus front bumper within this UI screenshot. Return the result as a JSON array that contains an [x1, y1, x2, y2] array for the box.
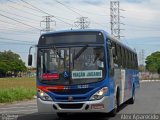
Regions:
[[37, 96, 112, 113]]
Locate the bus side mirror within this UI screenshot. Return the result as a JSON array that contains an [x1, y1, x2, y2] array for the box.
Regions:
[[28, 54, 32, 66]]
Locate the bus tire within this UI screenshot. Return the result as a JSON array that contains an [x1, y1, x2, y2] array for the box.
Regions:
[[57, 113, 68, 118], [128, 86, 135, 104], [110, 89, 120, 117]]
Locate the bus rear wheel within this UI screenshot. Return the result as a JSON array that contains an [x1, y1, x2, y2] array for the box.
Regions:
[[128, 86, 135, 104]]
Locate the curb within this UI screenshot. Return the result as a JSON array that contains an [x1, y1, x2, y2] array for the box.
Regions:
[[140, 80, 160, 83], [33, 95, 37, 99]]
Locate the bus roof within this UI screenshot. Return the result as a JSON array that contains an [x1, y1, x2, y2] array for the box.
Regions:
[[40, 29, 136, 54], [106, 33, 137, 54], [40, 29, 106, 36]]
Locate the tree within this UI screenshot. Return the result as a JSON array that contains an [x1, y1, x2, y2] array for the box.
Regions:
[[0, 62, 9, 77], [145, 51, 160, 74], [0, 50, 27, 77]]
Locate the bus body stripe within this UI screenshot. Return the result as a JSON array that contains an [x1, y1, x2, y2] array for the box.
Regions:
[[121, 69, 125, 103], [37, 86, 65, 92]]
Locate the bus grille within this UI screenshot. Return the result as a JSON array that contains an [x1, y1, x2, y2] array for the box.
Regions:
[[48, 88, 93, 95], [54, 96, 87, 102], [58, 103, 84, 109]]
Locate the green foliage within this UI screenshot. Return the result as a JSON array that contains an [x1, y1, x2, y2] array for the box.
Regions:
[[0, 87, 36, 103], [0, 50, 27, 77], [145, 51, 160, 74], [0, 77, 36, 103]]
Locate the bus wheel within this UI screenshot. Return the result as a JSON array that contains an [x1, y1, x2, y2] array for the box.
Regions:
[[57, 113, 68, 118], [128, 86, 135, 104], [110, 92, 119, 117]]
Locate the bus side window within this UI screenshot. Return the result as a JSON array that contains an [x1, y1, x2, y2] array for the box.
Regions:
[[135, 54, 138, 69], [127, 51, 130, 69], [133, 54, 135, 69], [131, 53, 134, 69], [117, 45, 122, 68], [106, 39, 111, 69], [125, 50, 127, 69], [129, 51, 131, 69], [112, 42, 118, 66], [121, 47, 125, 69], [106, 39, 114, 76]]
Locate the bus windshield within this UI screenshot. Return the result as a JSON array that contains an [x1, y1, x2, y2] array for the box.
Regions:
[[37, 46, 106, 85]]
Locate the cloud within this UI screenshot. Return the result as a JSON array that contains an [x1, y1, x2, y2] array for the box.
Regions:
[[81, 0, 105, 5], [121, 0, 149, 4], [59, 0, 105, 5], [0, 0, 9, 4]]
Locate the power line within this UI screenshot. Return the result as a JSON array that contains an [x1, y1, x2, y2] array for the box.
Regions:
[[0, 19, 20, 26], [0, 11, 38, 25], [7, 0, 16, 4], [126, 24, 160, 30], [20, 1, 46, 14], [90, 21, 109, 28], [0, 9, 39, 22], [0, 26, 39, 34], [0, 37, 35, 43], [7, 0, 43, 15], [54, 0, 106, 28], [18, 0, 75, 22], [55, 0, 113, 28], [0, 17, 40, 33], [20, 0, 49, 14], [20, 0, 74, 27], [6, 0, 42, 17], [50, 0, 108, 17], [8, 5, 41, 17], [0, 13, 41, 30], [0, 41, 34, 45], [55, 0, 82, 16], [75, 17, 90, 29], [0, 30, 38, 35], [126, 28, 160, 31], [53, 15, 74, 22]]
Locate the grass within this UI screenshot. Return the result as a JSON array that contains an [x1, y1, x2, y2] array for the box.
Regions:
[[0, 77, 36, 103]]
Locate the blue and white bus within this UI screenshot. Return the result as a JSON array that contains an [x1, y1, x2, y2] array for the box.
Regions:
[[28, 29, 139, 117]]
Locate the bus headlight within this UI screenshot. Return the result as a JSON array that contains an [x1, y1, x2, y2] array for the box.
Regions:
[[37, 89, 52, 101], [90, 87, 108, 101]]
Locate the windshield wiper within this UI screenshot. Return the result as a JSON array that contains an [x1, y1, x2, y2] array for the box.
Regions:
[[52, 46, 63, 59], [73, 45, 88, 60]]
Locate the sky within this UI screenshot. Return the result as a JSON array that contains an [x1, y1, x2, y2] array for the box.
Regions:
[[0, 0, 160, 66]]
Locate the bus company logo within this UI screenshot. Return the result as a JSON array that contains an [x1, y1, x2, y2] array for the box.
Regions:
[[68, 96, 73, 101]]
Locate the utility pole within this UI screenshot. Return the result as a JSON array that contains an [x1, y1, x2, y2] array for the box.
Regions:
[[75, 17, 90, 29], [40, 16, 56, 34], [139, 49, 145, 71], [110, 1, 125, 40], [141, 49, 145, 67], [139, 51, 142, 66], [139, 49, 145, 66]]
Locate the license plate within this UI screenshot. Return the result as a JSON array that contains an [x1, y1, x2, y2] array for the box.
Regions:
[[91, 104, 104, 109]]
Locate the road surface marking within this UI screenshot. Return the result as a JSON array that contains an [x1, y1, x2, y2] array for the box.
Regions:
[[0, 109, 37, 114], [0, 106, 37, 110]]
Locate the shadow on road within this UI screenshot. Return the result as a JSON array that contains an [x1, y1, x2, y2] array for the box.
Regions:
[[17, 113, 110, 120], [17, 103, 129, 120]]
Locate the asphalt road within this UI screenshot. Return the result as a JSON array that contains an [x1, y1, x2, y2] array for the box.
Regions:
[[0, 81, 160, 120]]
